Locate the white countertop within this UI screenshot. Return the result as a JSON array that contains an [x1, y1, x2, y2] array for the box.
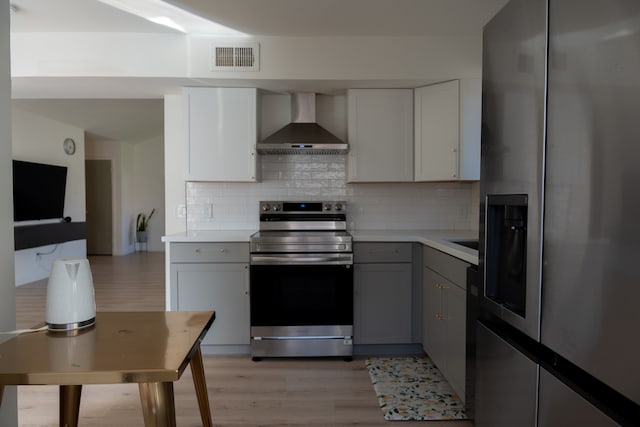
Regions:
[[162, 228, 479, 265], [350, 229, 478, 265], [162, 229, 256, 242]]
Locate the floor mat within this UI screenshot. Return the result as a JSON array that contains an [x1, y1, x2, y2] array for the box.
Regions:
[[365, 356, 467, 421]]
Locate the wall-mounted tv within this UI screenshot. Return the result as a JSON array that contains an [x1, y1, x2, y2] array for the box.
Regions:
[[13, 160, 68, 222]]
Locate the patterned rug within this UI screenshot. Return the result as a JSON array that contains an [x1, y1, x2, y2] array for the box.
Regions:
[[365, 356, 467, 421]]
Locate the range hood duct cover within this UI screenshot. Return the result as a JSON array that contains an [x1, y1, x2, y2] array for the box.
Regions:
[[258, 93, 348, 155]]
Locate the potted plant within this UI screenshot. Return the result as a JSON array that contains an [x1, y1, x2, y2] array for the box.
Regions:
[[136, 208, 155, 243]]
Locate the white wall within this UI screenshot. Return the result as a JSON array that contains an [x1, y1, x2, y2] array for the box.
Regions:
[[132, 135, 165, 252], [0, 0, 18, 422], [189, 35, 482, 81], [12, 108, 86, 222], [120, 143, 135, 252], [86, 133, 165, 254], [186, 156, 477, 231], [12, 108, 87, 286], [11, 32, 188, 78], [164, 94, 187, 235], [12, 33, 482, 84]]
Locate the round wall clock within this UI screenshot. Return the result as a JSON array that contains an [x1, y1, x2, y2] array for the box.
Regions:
[[63, 138, 76, 155]]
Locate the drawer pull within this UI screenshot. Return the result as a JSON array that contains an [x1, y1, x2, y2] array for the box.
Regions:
[[194, 247, 228, 253], [366, 248, 401, 255]]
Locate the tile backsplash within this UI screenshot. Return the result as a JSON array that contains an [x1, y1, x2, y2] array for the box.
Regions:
[[186, 155, 480, 231]]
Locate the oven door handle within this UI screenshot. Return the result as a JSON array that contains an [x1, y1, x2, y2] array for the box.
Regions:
[[250, 254, 353, 265]]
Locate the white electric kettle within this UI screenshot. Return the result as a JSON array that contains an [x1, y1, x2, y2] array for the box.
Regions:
[[46, 258, 96, 332]]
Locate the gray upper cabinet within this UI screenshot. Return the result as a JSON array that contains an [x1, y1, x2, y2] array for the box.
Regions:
[[185, 87, 258, 182], [414, 79, 481, 181], [347, 89, 414, 182], [346, 83, 479, 183]]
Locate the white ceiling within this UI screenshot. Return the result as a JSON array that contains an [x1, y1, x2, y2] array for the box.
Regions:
[[9, 0, 507, 141], [161, 0, 507, 37], [9, 0, 177, 33]]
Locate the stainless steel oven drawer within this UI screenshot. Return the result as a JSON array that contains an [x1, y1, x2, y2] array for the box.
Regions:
[[251, 337, 353, 358]]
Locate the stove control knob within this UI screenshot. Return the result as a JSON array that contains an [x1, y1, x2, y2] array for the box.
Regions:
[[272, 204, 281, 211], [334, 203, 343, 211], [262, 204, 271, 212], [324, 203, 332, 211]]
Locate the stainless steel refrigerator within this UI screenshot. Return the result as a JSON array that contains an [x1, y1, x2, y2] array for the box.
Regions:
[[476, 0, 640, 425]]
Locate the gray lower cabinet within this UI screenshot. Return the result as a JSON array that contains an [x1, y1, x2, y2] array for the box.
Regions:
[[422, 245, 469, 401], [354, 242, 413, 345], [169, 242, 250, 347]]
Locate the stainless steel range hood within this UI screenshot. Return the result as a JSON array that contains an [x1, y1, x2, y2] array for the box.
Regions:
[[257, 93, 348, 155]]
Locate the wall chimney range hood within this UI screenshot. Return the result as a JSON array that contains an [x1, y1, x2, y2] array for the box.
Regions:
[[257, 93, 348, 155]]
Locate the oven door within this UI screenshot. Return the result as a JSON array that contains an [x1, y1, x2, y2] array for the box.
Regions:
[[250, 256, 353, 329], [249, 255, 354, 358]]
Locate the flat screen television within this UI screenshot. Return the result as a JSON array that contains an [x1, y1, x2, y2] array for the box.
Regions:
[[13, 160, 68, 222]]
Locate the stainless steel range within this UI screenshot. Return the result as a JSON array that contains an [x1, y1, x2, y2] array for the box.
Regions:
[[249, 201, 353, 360]]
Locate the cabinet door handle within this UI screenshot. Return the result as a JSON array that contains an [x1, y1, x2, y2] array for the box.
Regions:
[[452, 147, 458, 178]]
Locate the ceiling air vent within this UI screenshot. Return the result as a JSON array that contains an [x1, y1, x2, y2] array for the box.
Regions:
[[211, 42, 259, 71]]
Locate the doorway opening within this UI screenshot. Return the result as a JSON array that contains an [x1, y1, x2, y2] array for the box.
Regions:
[[85, 159, 113, 255]]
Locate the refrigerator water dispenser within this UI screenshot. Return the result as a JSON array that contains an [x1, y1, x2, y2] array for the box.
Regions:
[[485, 194, 528, 317]]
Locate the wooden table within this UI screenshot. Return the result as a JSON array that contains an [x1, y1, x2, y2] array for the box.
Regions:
[[0, 311, 215, 427]]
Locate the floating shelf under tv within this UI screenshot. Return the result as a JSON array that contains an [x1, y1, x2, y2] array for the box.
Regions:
[[14, 222, 86, 251]]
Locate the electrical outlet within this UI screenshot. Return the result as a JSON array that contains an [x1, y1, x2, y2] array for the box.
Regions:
[[186, 204, 213, 219]]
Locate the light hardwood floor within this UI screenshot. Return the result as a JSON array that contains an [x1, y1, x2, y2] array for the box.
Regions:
[[15, 252, 473, 427]]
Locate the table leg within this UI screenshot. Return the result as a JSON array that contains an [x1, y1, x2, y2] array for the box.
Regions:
[[139, 382, 176, 427], [60, 384, 82, 427], [0, 385, 4, 407], [190, 346, 213, 426]]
